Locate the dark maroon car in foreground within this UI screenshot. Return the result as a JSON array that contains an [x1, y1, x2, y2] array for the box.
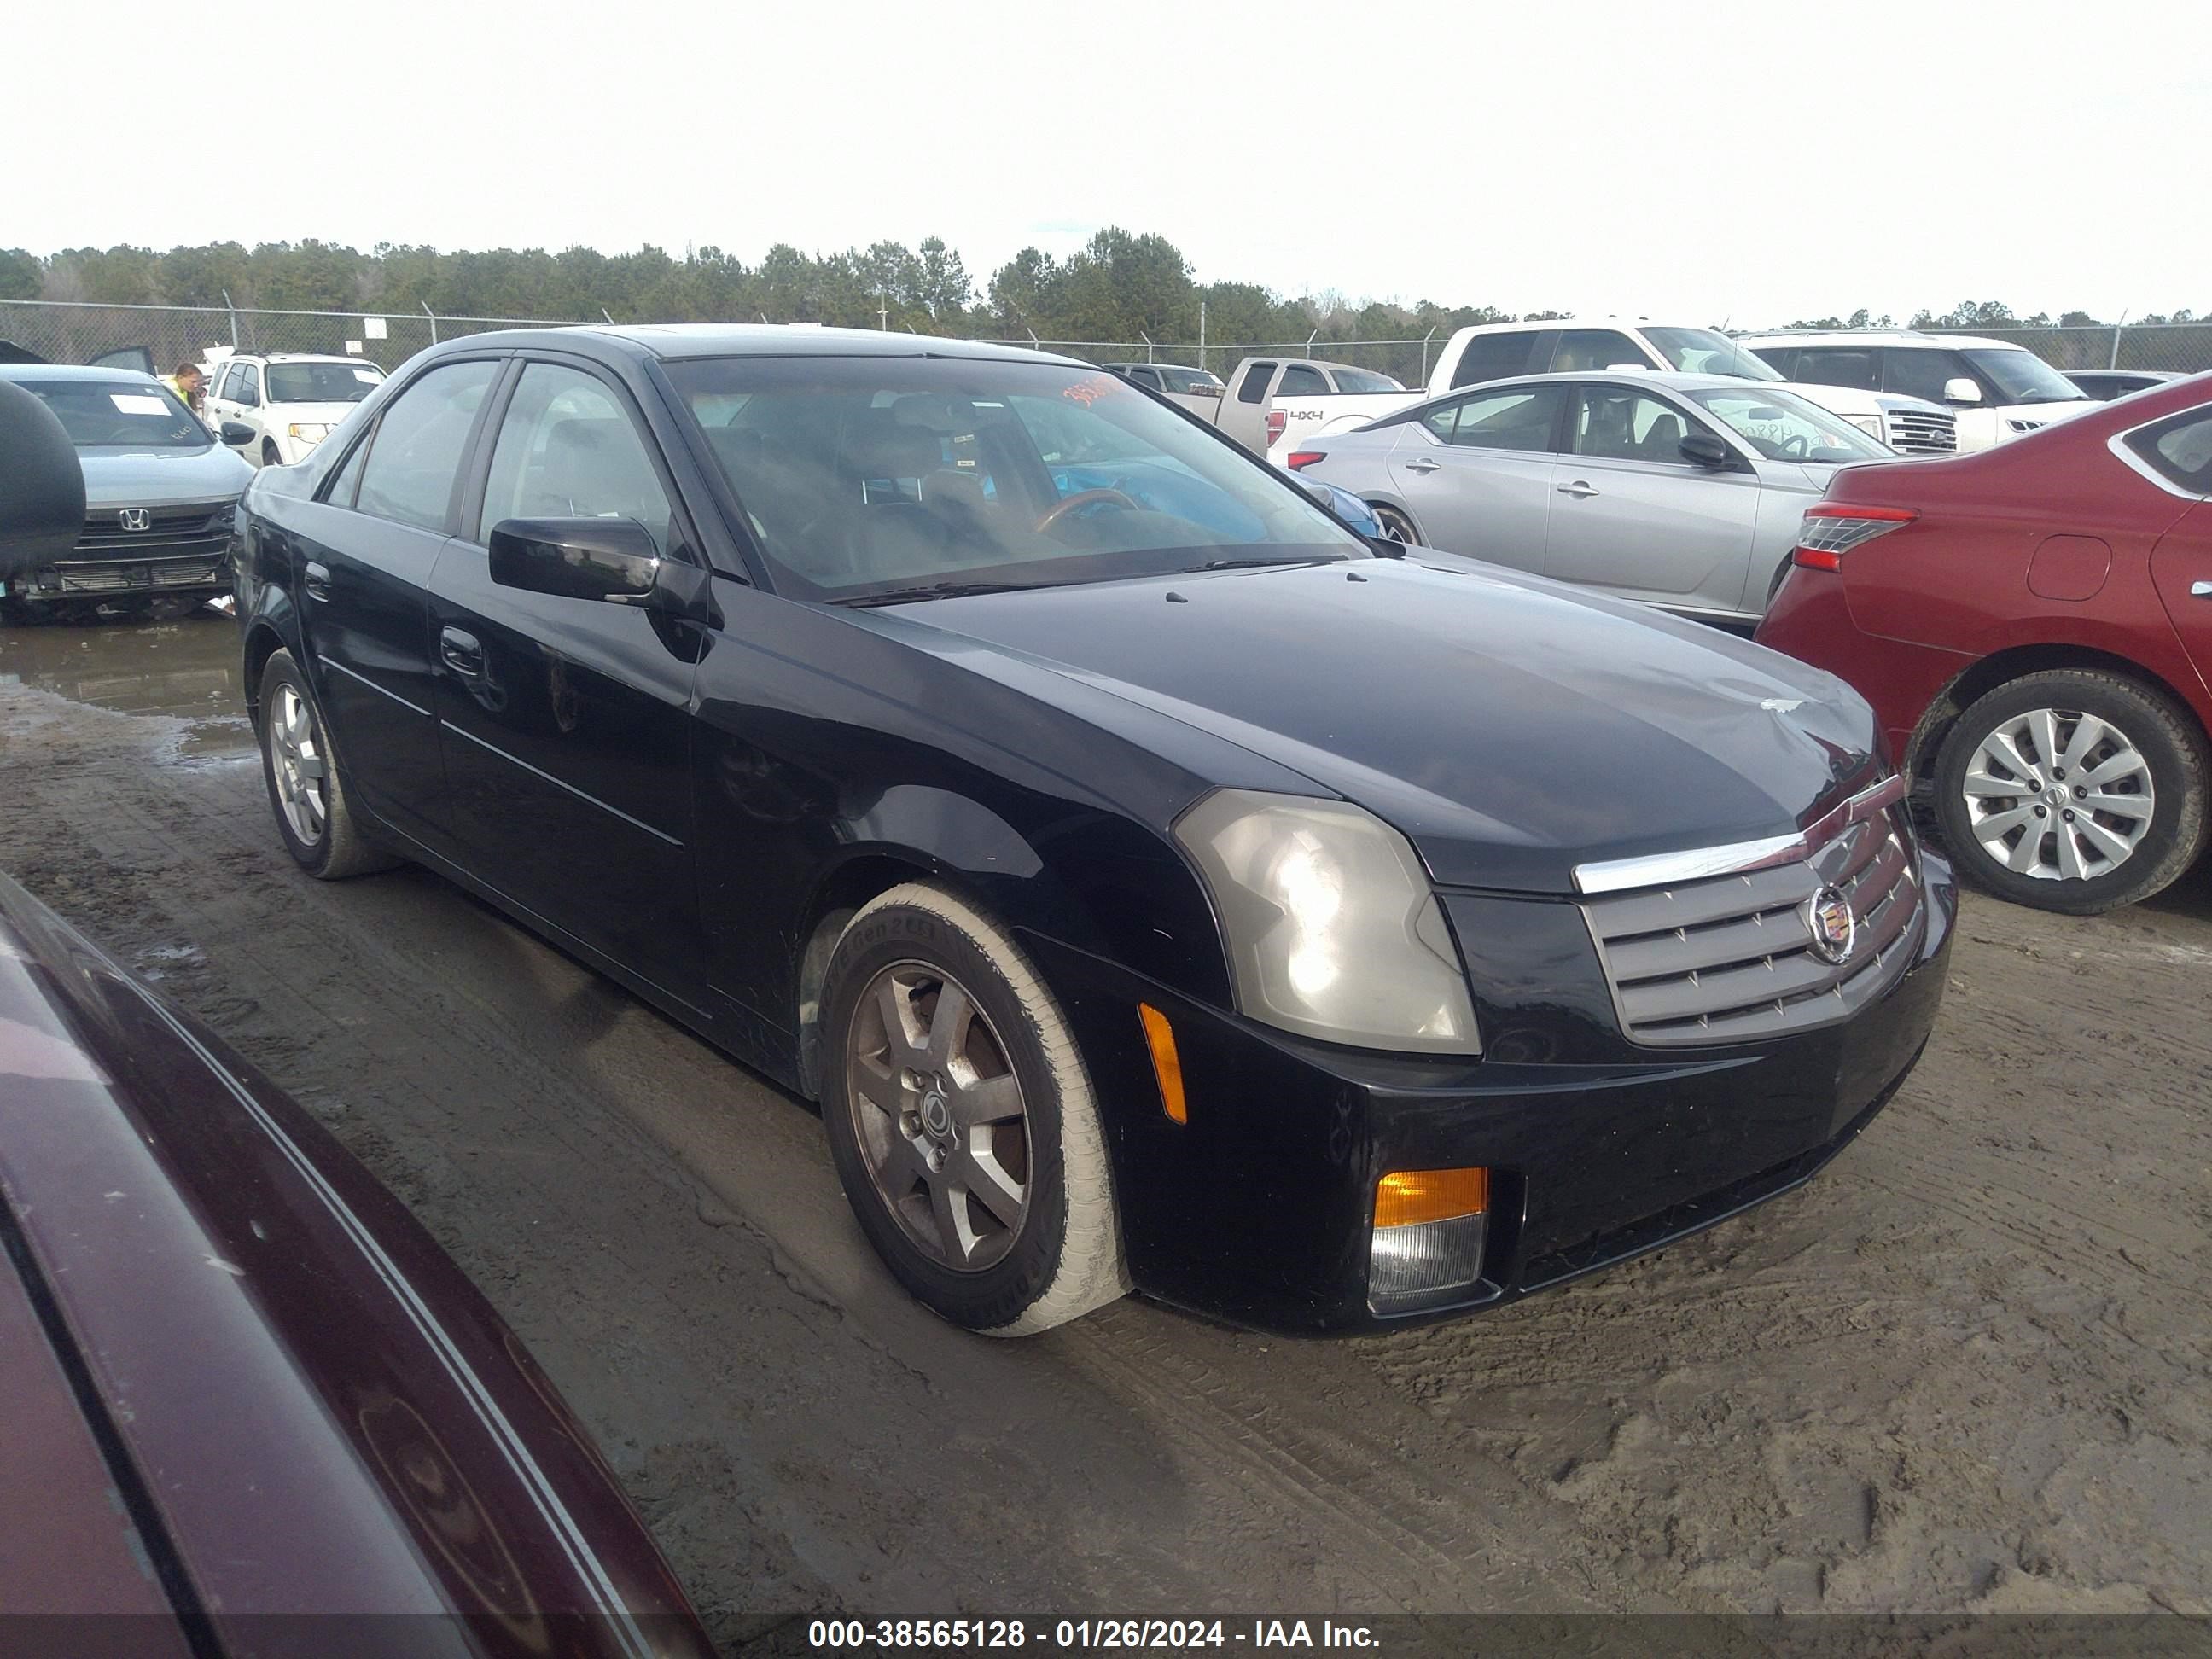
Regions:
[[0, 870, 713, 1658], [1758, 374, 2212, 915]]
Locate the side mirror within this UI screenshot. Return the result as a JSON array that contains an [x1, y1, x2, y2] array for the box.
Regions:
[[1679, 430, 1733, 469], [488, 517, 661, 602], [219, 421, 256, 447], [0, 379, 85, 580], [1942, 377, 1982, 405], [1366, 535, 1406, 559]]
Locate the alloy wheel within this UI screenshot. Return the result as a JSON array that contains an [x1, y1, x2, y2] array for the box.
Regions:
[[1371, 504, 1419, 544], [844, 961, 1031, 1272], [1959, 706, 2155, 882], [268, 683, 329, 847]]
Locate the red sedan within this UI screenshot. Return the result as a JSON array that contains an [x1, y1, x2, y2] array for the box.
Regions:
[[1757, 375, 2212, 913]]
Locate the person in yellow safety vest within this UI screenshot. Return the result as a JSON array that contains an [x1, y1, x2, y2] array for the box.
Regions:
[[164, 362, 207, 415]]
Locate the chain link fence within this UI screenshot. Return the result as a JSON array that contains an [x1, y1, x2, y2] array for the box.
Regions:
[[1920, 322, 2211, 375], [7, 300, 2203, 389], [0, 299, 591, 379]]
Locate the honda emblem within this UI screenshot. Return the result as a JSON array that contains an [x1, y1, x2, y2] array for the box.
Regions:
[[119, 508, 152, 532]]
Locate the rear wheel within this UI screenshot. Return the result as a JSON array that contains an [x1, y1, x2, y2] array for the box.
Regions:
[[1931, 669, 2208, 914], [257, 649, 397, 879], [1370, 503, 1421, 545], [818, 882, 1126, 1335]]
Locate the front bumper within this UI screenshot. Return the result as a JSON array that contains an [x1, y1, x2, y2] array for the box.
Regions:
[[4, 557, 230, 606], [1026, 853, 1955, 1335]]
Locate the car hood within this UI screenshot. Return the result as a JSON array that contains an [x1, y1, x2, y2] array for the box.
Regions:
[[894, 558, 1880, 893], [79, 445, 253, 508]]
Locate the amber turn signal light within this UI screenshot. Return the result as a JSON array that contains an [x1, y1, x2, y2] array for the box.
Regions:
[[1373, 1167, 1488, 1230], [1138, 1003, 1187, 1125]]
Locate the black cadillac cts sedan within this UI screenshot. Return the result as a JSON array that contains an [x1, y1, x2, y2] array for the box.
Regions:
[[231, 325, 1953, 1336]]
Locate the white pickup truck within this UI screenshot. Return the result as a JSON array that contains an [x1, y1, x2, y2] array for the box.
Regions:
[[1258, 320, 1959, 463], [1138, 357, 1412, 454]]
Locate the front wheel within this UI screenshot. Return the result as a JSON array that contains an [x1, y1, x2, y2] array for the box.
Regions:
[[818, 882, 1127, 1335], [1370, 503, 1421, 545], [262, 439, 282, 469], [1931, 669, 2208, 914], [257, 649, 398, 879]]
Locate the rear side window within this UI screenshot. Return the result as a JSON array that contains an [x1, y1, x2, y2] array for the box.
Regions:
[[1790, 349, 1879, 391], [2122, 407, 2212, 495], [353, 358, 499, 533], [1450, 331, 1534, 388], [1753, 346, 1799, 377], [1426, 386, 1564, 452], [1277, 364, 1328, 397], [1548, 330, 1644, 373], [1236, 362, 1277, 404]]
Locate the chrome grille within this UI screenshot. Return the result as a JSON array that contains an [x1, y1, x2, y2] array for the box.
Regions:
[[74, 503, 232, 557], [1581, 800, 1926, 1048], [1883, 409, 1957, 454]]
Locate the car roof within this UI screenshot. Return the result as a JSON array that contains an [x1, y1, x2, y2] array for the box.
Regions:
[[432, 323, 1086, 367], [1452, 317, 1703, 335], [1472, 370, 1763, 393], [231, 352, 384, 367], [0, 362, 163, 384], [1739, 330, 2027, 352]]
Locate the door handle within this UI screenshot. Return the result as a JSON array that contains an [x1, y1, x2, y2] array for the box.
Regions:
[[1400, 457, 1441, 474], [303, 562, 332, 602], [2192, 580, 2212, 598], [439, 626, 486, 678], [1557, 480, 1600, 498]]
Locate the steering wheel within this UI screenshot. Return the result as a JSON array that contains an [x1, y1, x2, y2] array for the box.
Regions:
[[1035, 487, 1139, 533], [1778, 433, 1810, 459]]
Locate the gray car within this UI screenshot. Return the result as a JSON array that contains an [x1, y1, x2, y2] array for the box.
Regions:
[[1295, 370, 1892, 624], [0, 364, 254, 620]]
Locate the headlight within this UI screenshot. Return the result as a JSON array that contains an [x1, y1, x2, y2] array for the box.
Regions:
[[1844, 414, 1886, 440], [286, 422, 332, 445], [1174, 790, 1481, 1053]]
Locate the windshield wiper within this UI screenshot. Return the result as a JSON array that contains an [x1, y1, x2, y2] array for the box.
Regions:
[[837, 579, 1051, 608], [1185, 555, 1342, 573]]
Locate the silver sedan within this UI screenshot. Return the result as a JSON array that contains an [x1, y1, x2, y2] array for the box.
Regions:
[[1295, 370, 1895, 624]]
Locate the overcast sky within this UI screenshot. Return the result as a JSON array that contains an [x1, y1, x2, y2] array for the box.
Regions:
[[15, 1, 2203, 329]]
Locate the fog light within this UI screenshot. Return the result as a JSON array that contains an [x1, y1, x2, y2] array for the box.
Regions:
[[1368, 1167, 1488, 1315]]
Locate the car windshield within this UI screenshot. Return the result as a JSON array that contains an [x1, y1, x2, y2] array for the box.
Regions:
[[18, 378, 208, 449], [669, 356, 1367, 602], [1330, 366, 1406, 392], [1645, 328, 1785, 382], [1684, 386, 1890, 464], [1961, 347, 2090, 405], [265, 360, 384, 403]]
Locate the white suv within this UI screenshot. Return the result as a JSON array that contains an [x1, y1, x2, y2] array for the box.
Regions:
[[1737, 331, 2097, 452], [200, 352, 386, 468], [1432, 319, 1958, 454]]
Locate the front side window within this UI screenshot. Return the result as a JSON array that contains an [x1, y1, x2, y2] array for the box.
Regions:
[[1277, 364, 1328, 397], [1428, 385, 1564, 452], [1235, 362, 1276, 404], [1790, 349, 1880, 391], [1881, 348, 1977, 405], [236, 364, 263, 407], [668, 356, 1366, 602], [352, 358, 498, 533], [267, 361, 386, 405], [1644, 327, 1784, 381], [1570, 387, 1697, 464], [1548, 329, 1644, 374], [1959, 347, 2091, 406], [16, 378, 208, 450], [2122, 406, 2212, 495], [216, 362, 247, 402], [1683, 387, 1889, 463], [477, 363, 672, 551], [1449, 331, 1535, 388]]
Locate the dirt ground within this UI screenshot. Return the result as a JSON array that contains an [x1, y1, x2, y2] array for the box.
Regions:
[[3, 610, 2209, 1640]]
